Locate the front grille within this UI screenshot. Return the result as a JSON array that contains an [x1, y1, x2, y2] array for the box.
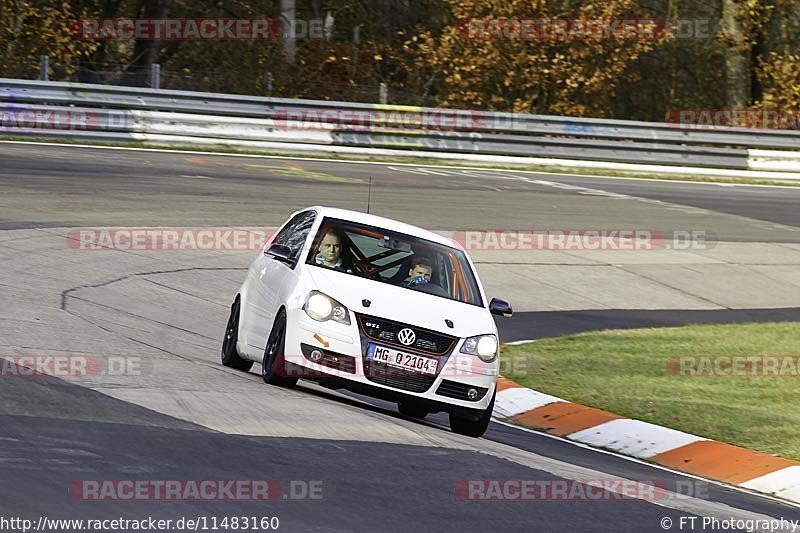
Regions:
[[436, 380, 488, 402], [356, 314, 457, 355], [363, 360, 436, 392], [415, 339, 438, 351]]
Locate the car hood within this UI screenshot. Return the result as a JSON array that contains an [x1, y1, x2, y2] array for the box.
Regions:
[[306, 266, 495, 338]]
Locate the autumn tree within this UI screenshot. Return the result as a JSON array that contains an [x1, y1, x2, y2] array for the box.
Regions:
[[3, 0, 800, 122], [750, 1, 800, 118], [0, 0, 96, 78], [407, 0, 665, 116]]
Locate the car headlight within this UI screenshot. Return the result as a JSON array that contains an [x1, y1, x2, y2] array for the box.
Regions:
[[460, 334, 498, 362], [303, 291, 350, 325]]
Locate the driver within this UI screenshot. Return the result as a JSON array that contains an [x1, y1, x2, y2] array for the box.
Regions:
[[405, 257, 433, 287], [315, 229, 352, 272]]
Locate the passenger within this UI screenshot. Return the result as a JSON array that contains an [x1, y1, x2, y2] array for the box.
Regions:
[[405, 257, 434, 286]]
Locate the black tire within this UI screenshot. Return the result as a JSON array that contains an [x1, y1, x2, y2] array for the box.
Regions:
[[261, 309, 298, 387], [397, 402, 429, 419], [221, 297, 253, 372], [449, 391, 495, 438]]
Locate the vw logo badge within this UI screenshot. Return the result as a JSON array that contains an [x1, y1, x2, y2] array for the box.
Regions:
[[397, 328, 416, 346]]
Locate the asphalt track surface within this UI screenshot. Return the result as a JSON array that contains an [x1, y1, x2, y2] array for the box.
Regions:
[[1, 142, 799, 533], [1, 143, 799, 234]]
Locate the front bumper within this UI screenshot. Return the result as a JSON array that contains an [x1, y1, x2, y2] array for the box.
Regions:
[[282, 308, 498, 412]]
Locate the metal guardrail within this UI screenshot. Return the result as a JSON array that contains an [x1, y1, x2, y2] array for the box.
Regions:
[[2, 78, 800, 170]]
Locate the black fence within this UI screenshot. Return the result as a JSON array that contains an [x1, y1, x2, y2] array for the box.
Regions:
[[23, 57, 436, 106]]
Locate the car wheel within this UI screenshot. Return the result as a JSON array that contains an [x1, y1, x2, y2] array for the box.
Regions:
[[221, 297, 253, 372], [397, 401, 429, 419], [262, 309, 298, 387], [449, 391, 495, 438]]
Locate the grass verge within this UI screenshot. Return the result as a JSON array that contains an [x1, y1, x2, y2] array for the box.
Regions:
[[501, 322, 800, 461]]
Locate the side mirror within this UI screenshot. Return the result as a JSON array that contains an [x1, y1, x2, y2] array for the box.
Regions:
[[489, 298, 513, 317], [265, 243, 293, 264]]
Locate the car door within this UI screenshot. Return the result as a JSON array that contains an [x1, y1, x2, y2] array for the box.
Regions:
[[244, 210, 317, 352]]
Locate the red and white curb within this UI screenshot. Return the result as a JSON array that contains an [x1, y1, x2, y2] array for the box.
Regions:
[[493, 376, 800, 505]]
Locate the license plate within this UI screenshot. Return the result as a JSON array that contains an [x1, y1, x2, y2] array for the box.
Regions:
[[368, 344, 438, 375]]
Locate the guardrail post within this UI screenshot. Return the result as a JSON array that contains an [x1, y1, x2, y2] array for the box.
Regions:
[[281, 0, 296, 63], [39, 55, 49, 81], [379, 83, 388, 104], [264, 72, 273, 96], [150, 63, 161, 89]]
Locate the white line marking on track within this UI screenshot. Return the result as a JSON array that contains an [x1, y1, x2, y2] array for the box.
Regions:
[[386, 166, 452, 176]]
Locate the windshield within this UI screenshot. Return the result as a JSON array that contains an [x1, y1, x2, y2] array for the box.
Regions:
[[306, 217, 483, 307]]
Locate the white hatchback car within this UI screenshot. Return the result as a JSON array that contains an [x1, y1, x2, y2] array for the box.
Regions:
[[222, 206, 512, 437]]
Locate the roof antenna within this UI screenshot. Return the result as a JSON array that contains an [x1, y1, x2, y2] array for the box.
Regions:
[[366, 176, 372, 214]]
